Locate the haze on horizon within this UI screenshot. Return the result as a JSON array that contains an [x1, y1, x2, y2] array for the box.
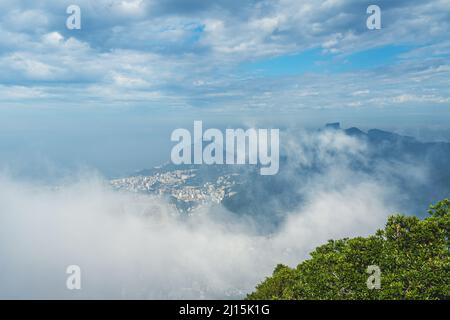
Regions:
[[0, 0, 449, 177]]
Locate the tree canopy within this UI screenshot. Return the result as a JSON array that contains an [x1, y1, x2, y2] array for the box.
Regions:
[[247, 199, 450, 300]]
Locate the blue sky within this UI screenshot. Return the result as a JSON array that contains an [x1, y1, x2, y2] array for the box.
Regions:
[[0, 0, 450, 177], [242, 44, 415, 76]]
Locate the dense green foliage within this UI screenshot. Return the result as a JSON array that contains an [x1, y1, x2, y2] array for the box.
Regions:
[[247, 199, 450, 300]]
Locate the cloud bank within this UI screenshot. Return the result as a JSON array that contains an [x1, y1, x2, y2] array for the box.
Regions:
[[0, 131, 407, 299]]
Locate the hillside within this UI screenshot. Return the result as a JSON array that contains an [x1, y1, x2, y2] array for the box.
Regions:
[[247, 199, 450, 300]]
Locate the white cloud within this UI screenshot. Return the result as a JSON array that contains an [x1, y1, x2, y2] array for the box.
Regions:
[[0, 130, 417, 299], [0, 85, 47, 100], [0, 170, 393, 299], [2, 9, 49, 32], [0, 0, 448, 110]]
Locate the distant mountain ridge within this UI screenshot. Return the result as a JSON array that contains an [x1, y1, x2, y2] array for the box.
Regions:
[[111, 124, 450, 231], [326, 122, 416, 142]]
